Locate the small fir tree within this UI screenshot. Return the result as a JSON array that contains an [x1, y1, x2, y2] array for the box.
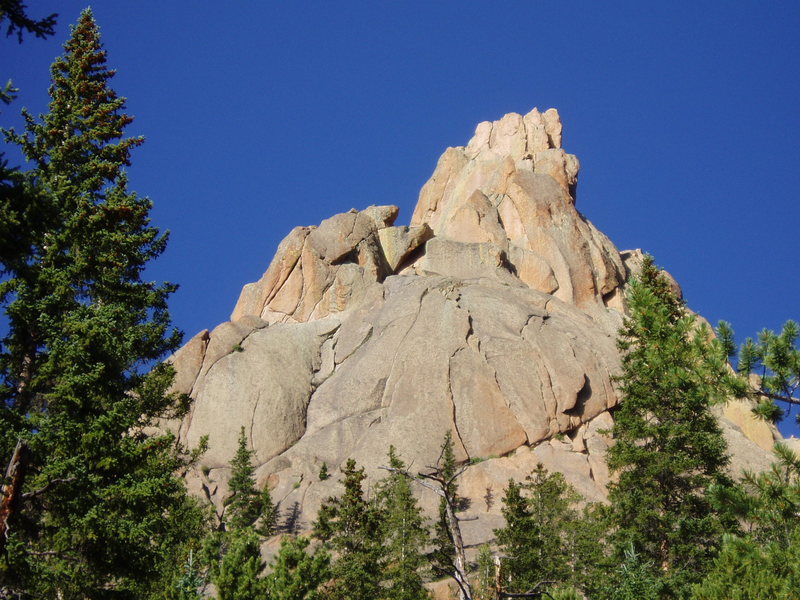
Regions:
[[264, 535, 331, 600], [607, 546, 662, 600], [314, 458, 386, 600], [377, 446, 431, 600], [170, 551, 204, 600], [473, 544, 495, 600], [204, 427, 277, 595], [606, 255, 737, 596], [214, 528, 267, 600], [494, 464, 580, 593], [226, 426, 276, 535]]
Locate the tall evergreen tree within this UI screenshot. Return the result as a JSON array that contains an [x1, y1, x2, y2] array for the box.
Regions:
[[0, 9, 205, 597], [314, 458, 386, 600], [606, 255, 736, 597], [377, 447, 430, 600]]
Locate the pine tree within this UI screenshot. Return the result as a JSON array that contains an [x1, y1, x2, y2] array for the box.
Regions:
[[494, 464, 580, 593], [690, 532, 800, 600], [264, 535, 331, 600], [473, 544, 495, 600], [606, 255, 736, 597], [694, 443, 800, 598], [377, 446, 430, 600], [314, 458, 386, 600], [214, 528, 267, 600], [226, 426, 276, 535], [170, 551, 205, 600], [607, 546, 662, 600], [0, 9, 205, 597], [718, 319, 800, 423]]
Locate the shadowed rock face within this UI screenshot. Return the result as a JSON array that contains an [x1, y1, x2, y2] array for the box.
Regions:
[[167, 108, 777, 543]]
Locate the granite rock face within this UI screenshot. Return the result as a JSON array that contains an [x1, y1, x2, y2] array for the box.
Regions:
[[168, 108, 778, 539]]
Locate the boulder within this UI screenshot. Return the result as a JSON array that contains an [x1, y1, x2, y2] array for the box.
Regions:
[[170, 108, 778, 548]]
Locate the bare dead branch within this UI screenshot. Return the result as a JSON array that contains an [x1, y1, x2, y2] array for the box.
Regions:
[[22, 477, 76, 500], [499, 580, 557, 598]]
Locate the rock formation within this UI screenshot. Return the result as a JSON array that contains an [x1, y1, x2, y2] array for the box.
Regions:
[[166, 108, 778, 546]]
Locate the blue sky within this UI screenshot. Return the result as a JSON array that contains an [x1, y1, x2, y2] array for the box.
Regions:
[[4, 2, 799, 432]]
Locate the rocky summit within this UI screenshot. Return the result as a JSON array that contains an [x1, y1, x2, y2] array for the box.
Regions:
[[165, 108, 778, 546]]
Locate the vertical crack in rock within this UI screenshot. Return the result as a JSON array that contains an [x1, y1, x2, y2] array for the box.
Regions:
[[381, 287, 429, 407], [186, 331, 211, 399], [267, 253, 303, 309], [177, 332, 211, 441], [307, 278, 336, 321], [250, 389, 262, 463], [310, 328, 339, 391], [537, 351, 558, 433], [447, 347, 468, 460], [332, 325, 373, 367]]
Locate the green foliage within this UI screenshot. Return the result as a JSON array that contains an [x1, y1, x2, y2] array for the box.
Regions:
[[201, 427, 278, 595], [314, 458, 386, 600], [473, 544, 494, 600], [727, 320, 800, 424], [549, 586, 583, 600], [691, 532, 800, 600], [377, 447, 431, 600], [171, 551, 204, 600], [318, 461, 330, 481], [226, 426, 276, 535], [607, 545, 661, 600], [264, 535, 331, 600], [494, 463, 583, 593], [0, 9, 205, 597], [214, 528, 266, 600], [607, 255, 736, 597], [693, 436, 800, 597]]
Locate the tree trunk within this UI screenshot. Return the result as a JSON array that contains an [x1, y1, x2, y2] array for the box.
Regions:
[[0, 439, 31, 554], [442, 492, 473, 600]]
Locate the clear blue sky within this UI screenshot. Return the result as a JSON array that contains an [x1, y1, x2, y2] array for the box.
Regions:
[[4, 2, 799, 432]]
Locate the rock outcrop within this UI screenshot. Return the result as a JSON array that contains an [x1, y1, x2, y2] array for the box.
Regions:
[[167, 108, 778, 544]]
